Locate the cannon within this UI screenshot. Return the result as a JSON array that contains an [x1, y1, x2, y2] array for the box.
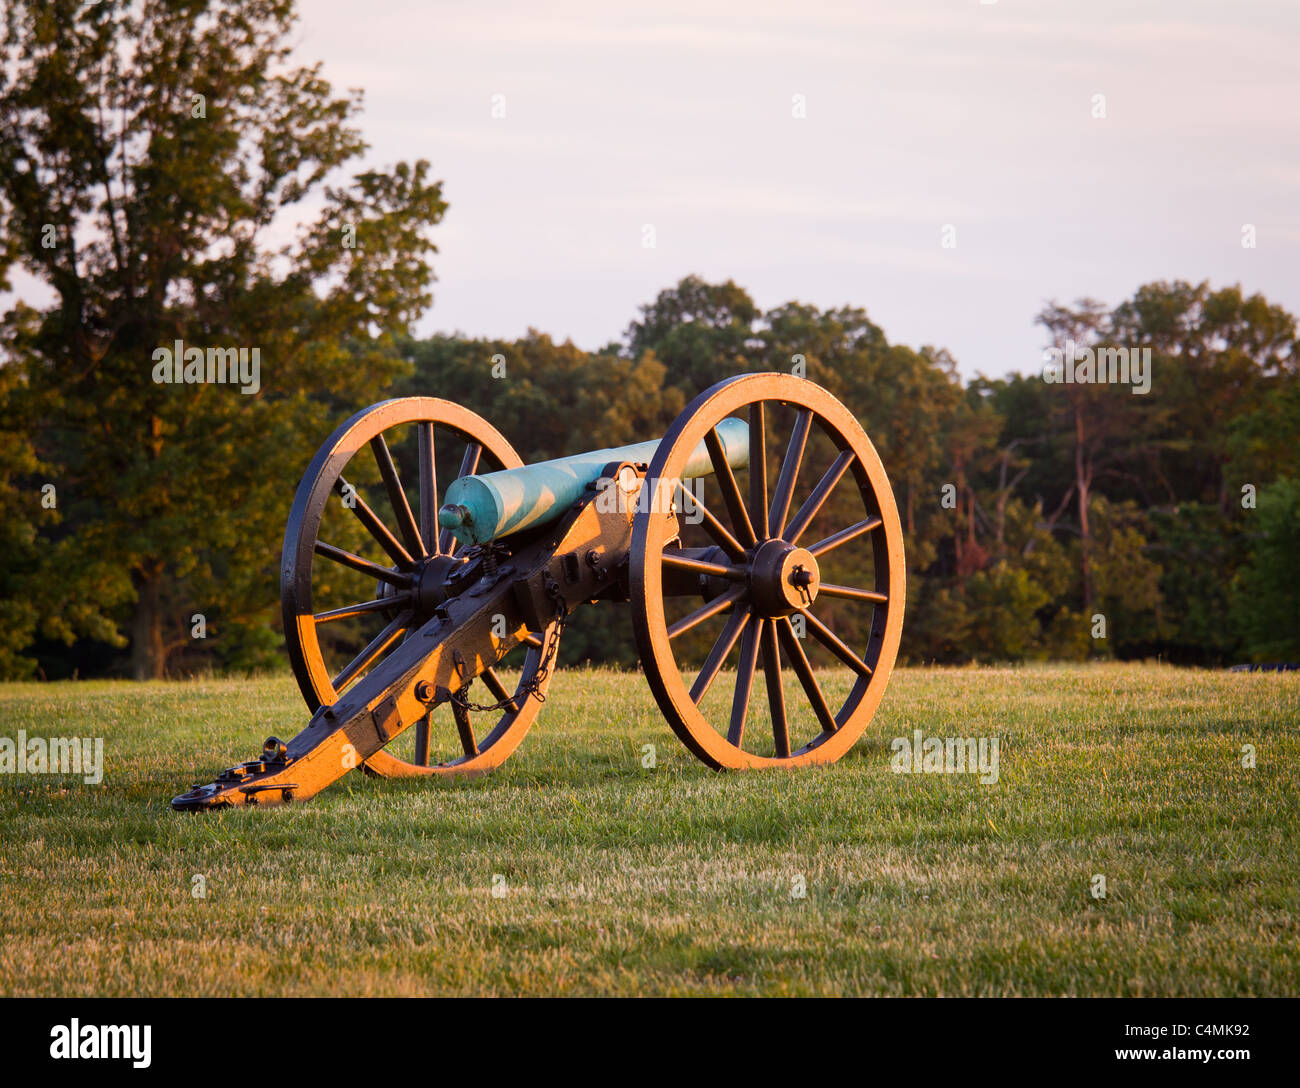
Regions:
[[172, 373, 905, 810]]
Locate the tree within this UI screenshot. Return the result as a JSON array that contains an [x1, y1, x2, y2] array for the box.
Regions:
[[1232, 479, 1300, 662], [1110, 281, 1296, 509], [0, 0, 446, 677], [1145, 502, 1244, 664], [625, 275, 760, 390], [964, 563, 1051, 661], [1036, 299, 1153, 610], [0, 327, 59, 677], [1086, 497, 1163, 655]]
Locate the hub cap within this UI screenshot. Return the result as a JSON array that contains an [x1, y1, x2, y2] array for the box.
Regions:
[[748, 540, 820, 617]]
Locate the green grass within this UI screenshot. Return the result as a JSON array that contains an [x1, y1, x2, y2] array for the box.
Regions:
[[1, 664, 1297, 996]]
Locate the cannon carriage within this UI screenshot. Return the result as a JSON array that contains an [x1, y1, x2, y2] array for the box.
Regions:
[[172, 372, 905, 809]]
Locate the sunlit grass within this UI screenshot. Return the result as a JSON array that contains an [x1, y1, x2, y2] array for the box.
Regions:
[[1, 664, 1297, 996]]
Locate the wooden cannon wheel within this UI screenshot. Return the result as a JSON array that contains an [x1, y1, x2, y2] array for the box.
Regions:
[[630, 373, 906, 769], [280, 397, 558, 778]]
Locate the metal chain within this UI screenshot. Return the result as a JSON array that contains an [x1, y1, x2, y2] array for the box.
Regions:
[[447, 586, 568, 714]]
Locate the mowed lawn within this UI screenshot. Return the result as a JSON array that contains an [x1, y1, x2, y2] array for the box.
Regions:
[[0, 664, 1297, 997]]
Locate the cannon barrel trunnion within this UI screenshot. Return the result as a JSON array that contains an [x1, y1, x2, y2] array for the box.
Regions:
[[172, 373, 905, 810]]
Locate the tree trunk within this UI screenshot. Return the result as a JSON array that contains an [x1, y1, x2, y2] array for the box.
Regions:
[[996, 451, 1008, 554], [1075, 406, 1093, 609], [131, 562, 167, 679]]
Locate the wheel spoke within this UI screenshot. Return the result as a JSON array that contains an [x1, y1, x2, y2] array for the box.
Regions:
[[749, 401, 768, 539], [667, 586, 745, 639], [802, 609, 873, 678], [689, 607, 751, 704], [331, 609, 412, 690], [817, 583, 888, 605], [417, 422, 440, 555], [760, 619, 789, 757], [452, 697, 478, 756], [314, 593, 411, 624], [662, 552, 746, 581], [777, 617, 837, 735], [782, 450, 855, 545], [413, 715, 431, 765], [439, 441, 483, 555], [521, 631, 543, 649], [313, 541, 411, 587], [336, 475, 415, 568], [727, 619, 761, 746], [705, 426, 757, 547], [482, 666, 518, 712], [678, 482, 746, 561], [769, 409, 812, 536], [809, 516, 882, 558], [370, 433, 424, 559]]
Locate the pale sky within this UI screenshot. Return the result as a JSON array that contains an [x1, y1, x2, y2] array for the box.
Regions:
[[12, 0, 1300, 379]]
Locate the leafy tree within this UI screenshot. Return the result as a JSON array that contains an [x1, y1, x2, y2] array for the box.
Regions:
[[964, 563, 1050, 661], [1111, 282, 1296, 509], [759, 300, 886, 398], [625, 275, 761, 389], [0, 325, 60, 677], [1143, 503, 1243, 664], [401, 332, 684, 462], [900, 575, 970, 664], [974, 375, 1060, 553], [1036, 299, 1156, 609], [0, 0, 446, 677], [1225, 368, 1300, 497], [1086, 498, 1163, 656], [1232, 479, 1300, 661]]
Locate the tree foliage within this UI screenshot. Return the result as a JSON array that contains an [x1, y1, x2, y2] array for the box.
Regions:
[[0, 0, 445, 677], [392, 277, 1299, 669]]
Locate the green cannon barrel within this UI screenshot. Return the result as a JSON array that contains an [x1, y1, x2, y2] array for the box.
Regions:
[[439, 416, 749, 545]]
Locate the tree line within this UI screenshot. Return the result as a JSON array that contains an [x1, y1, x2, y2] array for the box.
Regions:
[[390, 276, 1299, 669]]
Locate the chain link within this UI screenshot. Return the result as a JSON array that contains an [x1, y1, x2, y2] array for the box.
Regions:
[[447, 585, 568, 714]]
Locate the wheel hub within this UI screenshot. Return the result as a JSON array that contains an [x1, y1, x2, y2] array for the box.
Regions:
[[405, 553, 468, 620], [748, 540, 819, 617]]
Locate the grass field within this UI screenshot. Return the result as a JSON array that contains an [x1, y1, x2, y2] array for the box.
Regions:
[[1, 664, 1297, 996]]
